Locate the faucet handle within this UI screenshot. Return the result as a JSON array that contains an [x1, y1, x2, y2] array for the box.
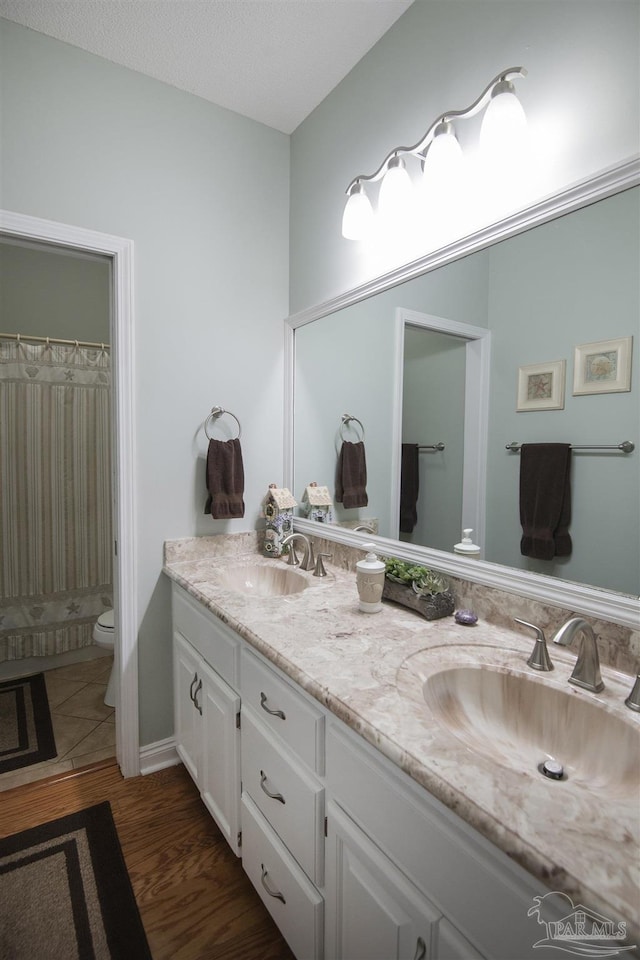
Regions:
[[514, 618, 554, 672], [285, 543, 300, 566], [314, 553, 332, 577], [625, 674, 640, 712]]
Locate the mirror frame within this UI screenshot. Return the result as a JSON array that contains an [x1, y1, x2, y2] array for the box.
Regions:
[[284, 157, 640, 628]]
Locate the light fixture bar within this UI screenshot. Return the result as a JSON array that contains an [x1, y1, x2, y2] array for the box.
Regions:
[[344, 67, 527, 195]]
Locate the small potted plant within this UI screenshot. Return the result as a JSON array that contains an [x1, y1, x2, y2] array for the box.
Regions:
[[381, 557, 455, 620]]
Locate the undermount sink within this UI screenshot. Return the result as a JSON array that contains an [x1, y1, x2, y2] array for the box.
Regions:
[[212, 563, 309, 597], [424, 664, 640, 796]]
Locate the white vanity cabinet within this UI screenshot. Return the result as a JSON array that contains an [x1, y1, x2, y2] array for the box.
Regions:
[[326, 722, 563, 960], [240, 647, 325, 960], [172, 585, 242, 855], [169, 584, 572, 960]]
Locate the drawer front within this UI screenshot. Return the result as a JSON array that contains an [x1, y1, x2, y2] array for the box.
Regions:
[[241, 794, 323, 960], [241, 648, 324, 774], [172, 584, 238, 688], [242, 709, 324, 884]]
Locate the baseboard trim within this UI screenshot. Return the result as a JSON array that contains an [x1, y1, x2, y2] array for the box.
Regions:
[[139, 737, 180, 775]]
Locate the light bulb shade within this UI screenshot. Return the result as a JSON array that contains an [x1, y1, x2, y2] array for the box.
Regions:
[[422, 122, 464, 182], [480, 81, 527, 156], [341, 184, 374, 240], [378, 156, 413, 219]]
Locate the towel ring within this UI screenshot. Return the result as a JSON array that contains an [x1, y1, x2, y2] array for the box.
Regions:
[[204, 406, 242, 440], [340, 413, 365, 442]]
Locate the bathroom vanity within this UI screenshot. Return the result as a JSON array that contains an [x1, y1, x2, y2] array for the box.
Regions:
[[164, 536, 639, 960]]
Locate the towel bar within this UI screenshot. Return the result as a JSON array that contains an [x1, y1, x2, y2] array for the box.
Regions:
[[506, 440, 634, 453]]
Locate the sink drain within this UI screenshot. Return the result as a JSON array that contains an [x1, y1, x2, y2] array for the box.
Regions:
[[538, 759, 566, 781]]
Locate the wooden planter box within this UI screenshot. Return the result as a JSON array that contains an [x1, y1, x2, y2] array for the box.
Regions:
[[382, 580, 455, 620]]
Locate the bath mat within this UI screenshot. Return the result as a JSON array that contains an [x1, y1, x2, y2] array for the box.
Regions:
[[0, 673, 57, 774], [0, 801, 152, 960]]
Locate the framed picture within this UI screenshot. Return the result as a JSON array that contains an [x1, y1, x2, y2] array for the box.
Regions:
[[573, 336, 633, 395], [517, 360, 566, 412]]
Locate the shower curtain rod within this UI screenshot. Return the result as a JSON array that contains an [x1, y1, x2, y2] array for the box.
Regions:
[[0, 331, 110, 349]]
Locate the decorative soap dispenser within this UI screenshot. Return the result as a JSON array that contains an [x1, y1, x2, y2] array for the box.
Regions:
[[356, 543, 385, 614], [453, 529, 481, 559]]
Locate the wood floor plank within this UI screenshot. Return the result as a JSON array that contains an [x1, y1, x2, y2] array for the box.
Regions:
[[0, 759, 296, 960]]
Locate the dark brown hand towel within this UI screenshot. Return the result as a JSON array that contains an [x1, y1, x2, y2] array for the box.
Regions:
[[519, 443, 572, 560], [335, 440, 368, 509], [204, 438, 245, 519], [400, 443, 419, 533]]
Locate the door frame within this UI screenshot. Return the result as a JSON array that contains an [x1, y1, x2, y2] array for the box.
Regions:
[[392, 308, 491, 553], [0, 209, 139, 777]]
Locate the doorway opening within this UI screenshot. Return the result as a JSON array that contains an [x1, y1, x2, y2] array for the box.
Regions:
[[0, 209, 139, 779]]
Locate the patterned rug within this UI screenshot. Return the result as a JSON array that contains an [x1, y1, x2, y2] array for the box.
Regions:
[[0, 801, 152, 960], [0, 673, 57, 774]]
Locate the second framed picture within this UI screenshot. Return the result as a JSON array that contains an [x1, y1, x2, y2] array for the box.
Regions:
[[573, 336, 633, 395]]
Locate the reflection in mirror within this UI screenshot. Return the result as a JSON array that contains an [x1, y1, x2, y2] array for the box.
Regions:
[[291, 173, 639, 600]]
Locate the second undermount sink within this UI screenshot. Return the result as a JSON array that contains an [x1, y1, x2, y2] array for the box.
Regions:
[[424, 664, 640, 797], [212, 563, 309, 597]]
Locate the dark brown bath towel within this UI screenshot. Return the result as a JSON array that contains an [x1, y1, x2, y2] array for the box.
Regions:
[[400, 443, 419, 533], [335, 440, 368, 509], [204, 438, 245, 519], [519, 443, 572, 560]]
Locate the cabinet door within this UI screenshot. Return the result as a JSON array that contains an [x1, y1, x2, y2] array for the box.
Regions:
[[199, 657, 241, 855], [173, 631, 202, 784], [326, 802, 439, 960]]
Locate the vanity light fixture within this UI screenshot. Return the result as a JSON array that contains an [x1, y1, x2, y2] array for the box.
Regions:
[[341, 67, 528, 240]]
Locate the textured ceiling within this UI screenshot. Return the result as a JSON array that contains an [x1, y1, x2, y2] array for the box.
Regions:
[[0, 0, 413, 133]]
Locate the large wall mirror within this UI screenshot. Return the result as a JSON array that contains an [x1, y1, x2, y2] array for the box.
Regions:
[[285, 159, 639, 628]]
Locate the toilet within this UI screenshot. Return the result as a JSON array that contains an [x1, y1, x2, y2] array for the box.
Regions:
[[93, 608, 116, 707]]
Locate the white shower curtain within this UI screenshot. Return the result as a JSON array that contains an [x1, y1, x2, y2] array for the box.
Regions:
[[0, 337, 113, 661]]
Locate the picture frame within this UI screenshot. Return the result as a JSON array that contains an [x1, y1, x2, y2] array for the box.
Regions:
[[573, 336, 633, 395], [516, 359, 566, 412]]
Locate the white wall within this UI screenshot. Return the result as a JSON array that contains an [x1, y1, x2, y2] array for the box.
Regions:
[[0, 19, 290, 745], [290, 1, 640, 311]]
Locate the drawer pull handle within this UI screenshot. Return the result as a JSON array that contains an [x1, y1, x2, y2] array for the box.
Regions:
[[260, 770, 285, 804], [189, 672, 198, 702], [260, 864, 286, 904], [193, 678, 203, 715], [414, 936, 427, 960], [260, 691, 286, 720]]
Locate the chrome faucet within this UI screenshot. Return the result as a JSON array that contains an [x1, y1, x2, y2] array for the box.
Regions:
[[552, 618, 604, 693], [281, 533, 314, 571]]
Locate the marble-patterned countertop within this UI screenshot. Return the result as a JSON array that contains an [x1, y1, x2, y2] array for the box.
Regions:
[[163, 537, 640, 937]]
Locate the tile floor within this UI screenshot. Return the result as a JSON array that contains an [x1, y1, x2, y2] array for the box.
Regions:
[[0, 656, 116, 793]]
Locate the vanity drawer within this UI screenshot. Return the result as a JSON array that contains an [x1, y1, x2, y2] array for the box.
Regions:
[[241, 793, 324, 960], [241, 648, 325, 774], [172, 584, 238, 688], [241, 708, 324, 884]]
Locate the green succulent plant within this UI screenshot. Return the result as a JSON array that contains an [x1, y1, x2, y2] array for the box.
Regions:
[[382, 557, 449, 597]]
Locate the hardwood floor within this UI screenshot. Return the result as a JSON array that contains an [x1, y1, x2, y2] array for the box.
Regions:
[[0, 759, 296, 960]]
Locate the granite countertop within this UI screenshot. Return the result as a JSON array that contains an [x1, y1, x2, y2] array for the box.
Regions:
[[163, 536, 639, 937]]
